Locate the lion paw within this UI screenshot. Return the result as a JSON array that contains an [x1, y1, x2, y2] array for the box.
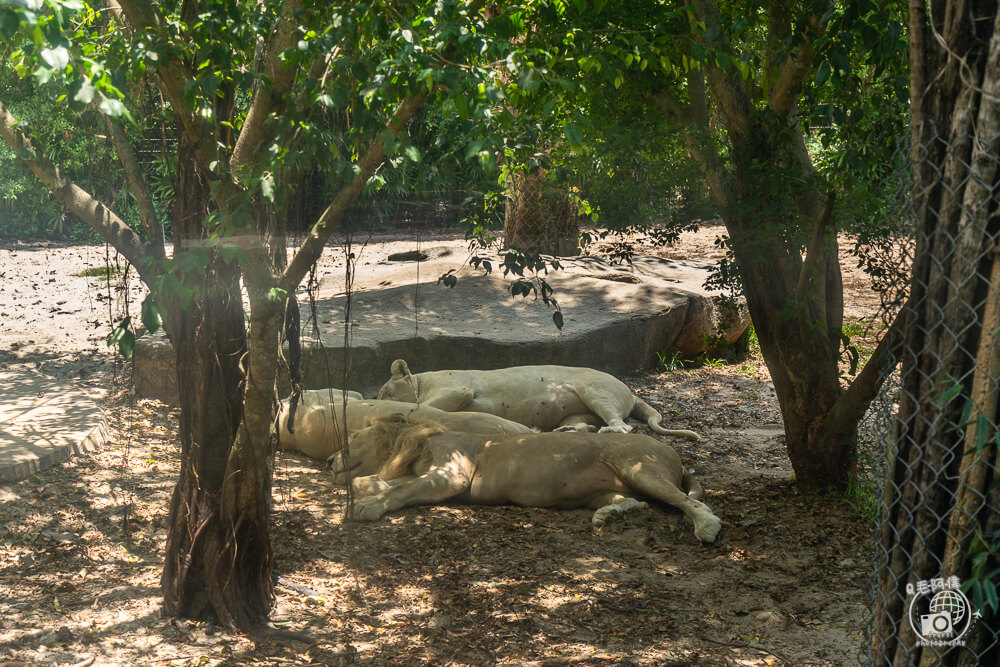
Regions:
[[351, 496, 387, 521], [694, 514, 722, 543], [352, 475, 391, 498], [592, 499, 649, 529], [598, 422, 632, 434]]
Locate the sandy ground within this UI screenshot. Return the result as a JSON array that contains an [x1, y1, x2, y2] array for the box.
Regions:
[[0, 223, 888, 666]]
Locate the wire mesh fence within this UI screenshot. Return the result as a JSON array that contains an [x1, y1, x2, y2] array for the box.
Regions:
[[863, 123, 1000, 665], [504, 165, 580, 256]]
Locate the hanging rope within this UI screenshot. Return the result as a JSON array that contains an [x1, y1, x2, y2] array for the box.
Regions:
[[338, 219, 357, 516], [283, 294, 302, 435]]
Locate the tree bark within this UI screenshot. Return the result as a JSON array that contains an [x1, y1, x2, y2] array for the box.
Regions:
[[648, 0, 901, 492], [160, 129, 264, 627], [874, 0, 1000, 662]]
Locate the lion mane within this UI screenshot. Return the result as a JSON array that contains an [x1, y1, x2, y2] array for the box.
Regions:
[[373, 420, 440, 479]]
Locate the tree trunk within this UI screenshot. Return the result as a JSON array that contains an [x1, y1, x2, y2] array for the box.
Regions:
[[874, 0, 1000, 662], [160, 130, 274, 629], [504, 166, 579, 256], [647, 11, 904, 492], [720, 112, 854, 491]]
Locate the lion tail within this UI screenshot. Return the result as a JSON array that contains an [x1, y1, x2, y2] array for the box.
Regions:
[[681, 468, 705, 501], [632, 398, 701, 441]]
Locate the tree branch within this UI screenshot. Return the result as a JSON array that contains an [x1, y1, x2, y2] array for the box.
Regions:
[[690, 0, 754, 140], [280, 92, 426, 293], [768, 13, 825, 116], [115, 0, 223, 180], [795, 190, 836, 306], [650, 88, 689, 123], [687, 68, 709, 131], [230, 0, 304, 173], [104, 115, 165, 258], [828, 297, 910, 429], [0, 97, 159, 285], [650, 86, 733, 211]]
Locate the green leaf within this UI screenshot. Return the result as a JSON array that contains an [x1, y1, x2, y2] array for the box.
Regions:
[[518, 67, 540, 92], [464, 140, 484, 160], [33, 65, 54, 85], [404, 145, 421, 163], [107, 317, 135, 358], [99, 98, 127, 118], [261, 173, 275, 202], [814, 60, 831, 85], [141, 296, 162, 335], [936, 383, 964, 404], [219, 243, 247, 265], [553, 310, 564, 330], [40, 45, 69, 70], [73, 81, 95, 105], [267, 287, 288, 304], [563, 121, 583, 146], [118, 330, 136, 359]]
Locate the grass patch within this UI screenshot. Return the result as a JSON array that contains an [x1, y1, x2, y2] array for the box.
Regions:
[[77, 265, 123, 280]]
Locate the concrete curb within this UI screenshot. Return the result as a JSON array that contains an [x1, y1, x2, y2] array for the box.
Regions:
[[0, 370, 109, 483]]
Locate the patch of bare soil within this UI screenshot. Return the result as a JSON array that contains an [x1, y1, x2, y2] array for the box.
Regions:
[[0, 223, 886, 666]]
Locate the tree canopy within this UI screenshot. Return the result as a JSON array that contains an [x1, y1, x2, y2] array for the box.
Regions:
[[0, 0, 916, 629]]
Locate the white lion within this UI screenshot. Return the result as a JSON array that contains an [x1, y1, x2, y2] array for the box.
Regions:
[[376, 359, 699, 440], [277, 390, 530, 460], [329, 419, 721, 543]]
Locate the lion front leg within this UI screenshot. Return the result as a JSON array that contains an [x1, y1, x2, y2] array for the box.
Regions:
[[423, 388, 475, 412], [554, 414, 601, 432], [351, 475, 413, 498], [348, 467, 472, 521], [591, 495, 649, 528]]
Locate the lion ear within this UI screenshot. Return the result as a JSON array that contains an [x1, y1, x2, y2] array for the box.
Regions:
[[389, 359, 411, 380]]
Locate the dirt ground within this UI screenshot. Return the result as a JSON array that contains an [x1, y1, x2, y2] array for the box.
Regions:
[[0, 223, 887, 666]]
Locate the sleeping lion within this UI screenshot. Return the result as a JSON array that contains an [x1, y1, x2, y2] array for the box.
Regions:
[[329, 418, 721, 543], [277, 390, 530, 460], [376, 359, 699, 440]]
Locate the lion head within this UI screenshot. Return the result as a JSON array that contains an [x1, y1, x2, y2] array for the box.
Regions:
[[376, 359, 419, 402], [329, 415, 438, 484]]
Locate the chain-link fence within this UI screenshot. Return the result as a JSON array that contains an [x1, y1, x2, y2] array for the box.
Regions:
[[863, 122, 1000, 665], [504, 165, 580, 255]]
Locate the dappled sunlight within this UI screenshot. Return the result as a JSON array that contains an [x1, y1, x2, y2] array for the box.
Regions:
[[0, 226, 882, 664]]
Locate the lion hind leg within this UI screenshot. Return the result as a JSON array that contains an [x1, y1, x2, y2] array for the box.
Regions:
[[591, 494, 649, 529], [567, 385, 633, 433], [617, 465, 721, 543]]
